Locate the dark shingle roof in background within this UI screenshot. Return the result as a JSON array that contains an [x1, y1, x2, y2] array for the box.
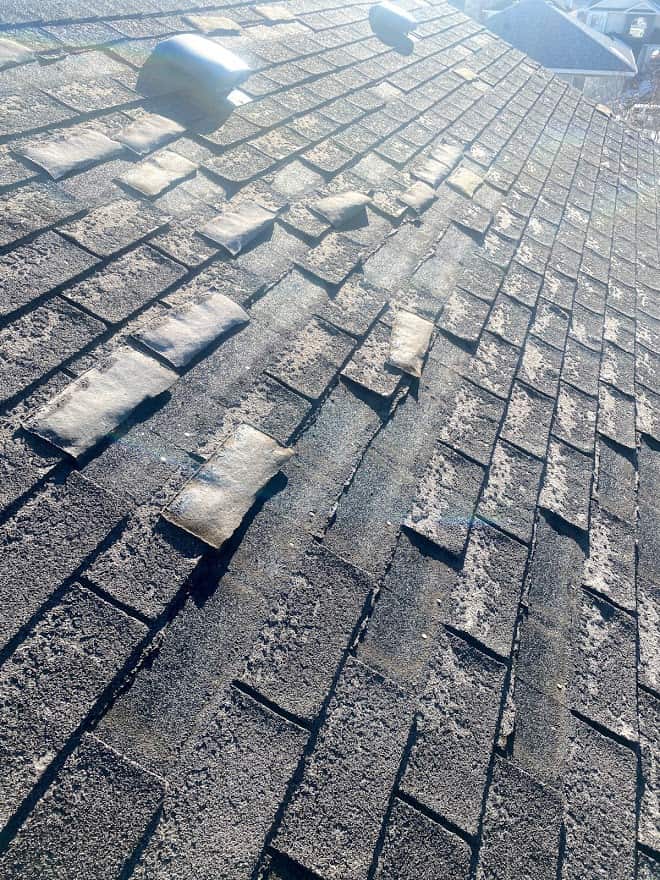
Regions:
[[486, 0, 637, 73], [0, 0, 658, 878], [587, 0, 660, 11]]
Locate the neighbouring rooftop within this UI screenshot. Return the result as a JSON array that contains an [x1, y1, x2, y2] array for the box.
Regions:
[[487, 0, 638, 75], [0, 0, 658, 879]]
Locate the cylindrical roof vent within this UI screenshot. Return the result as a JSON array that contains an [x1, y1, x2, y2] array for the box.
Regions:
[[138, 34, 251, 107], [369, 2, 417, 52]]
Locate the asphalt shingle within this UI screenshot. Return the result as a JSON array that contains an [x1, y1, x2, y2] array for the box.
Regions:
[[0, 2, 654, 878]]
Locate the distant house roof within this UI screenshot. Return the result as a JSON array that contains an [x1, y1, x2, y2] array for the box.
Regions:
[[487, 0, 638, 73], [587, 0, 660, 13]]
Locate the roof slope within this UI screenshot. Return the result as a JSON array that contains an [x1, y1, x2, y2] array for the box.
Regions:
[[0, 1, 658, 879], [587, 0, 660, 13], [487, 0, 637, 73]]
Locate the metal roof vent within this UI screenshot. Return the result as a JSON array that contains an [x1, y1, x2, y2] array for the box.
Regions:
[[138, 34, 251, 108], [369, 1, 416, 52]]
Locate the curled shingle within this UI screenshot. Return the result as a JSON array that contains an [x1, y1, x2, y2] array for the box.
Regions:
[[118, 150, 197, 198], [135, 293, 249, 369], [198, 201, 276, 255], [162, 423, 294, 549], [388, 309, 433, 378], [0, 37, 34, 69], [398, 180, 435, 213], [25, 347, 177, 459], [447, 166, 483, 198], [313, 191, 372, 227], [16, 130, 124, 179], [115, 113, 186, 156]]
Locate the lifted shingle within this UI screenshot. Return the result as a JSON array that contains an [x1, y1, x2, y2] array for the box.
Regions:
[[135, 292, 249, 369], [199, 201, 276, 256], [163, 423, 294, 549], [26, 347, 177, 458]]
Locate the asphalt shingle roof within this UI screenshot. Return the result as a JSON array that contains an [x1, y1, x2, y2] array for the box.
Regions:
[[487, 0, 638, 73], [0, 0, 658, 878], [587, 0, 660, 12]]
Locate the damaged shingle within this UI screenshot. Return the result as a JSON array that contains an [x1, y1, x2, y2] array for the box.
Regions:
[[447, 166, 483, 198], [0, 36, 34, 69], [118, 150, 197, 197], [135, 293, 249, 369], [398, 180, 436, 213], [0, 3, 657, 876], [26, 347, 177, 458], [0, 183, 85, 249], [0, 231, 99, 318], [440, 289, 491, 344], [412, 157, 451, 188], [388, 309, 433, 378], [199, 202, 276, 255], [16, 130, 124, 180], [267, 317, 355, 400], [115, 113, 186, 155], [163, 423, 294, 549], [313, 191, 372, 227], [540, 438, 593, 531]]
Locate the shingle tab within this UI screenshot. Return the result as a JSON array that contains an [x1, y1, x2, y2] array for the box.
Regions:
[[0, 182, 84, 249], [240, 544, 374, 720], [297, 231, 364, 284], [478, 757, 562, 880], [540, 438, 593, 530], [276, 658, 412, 880], [0, 471, 125, 653], [573, 589, 637, 740], [402, 629, 506, 833], [59, 197, 169, 257], [0, 733, 165, 880], [133, 686, 307, 880], [0, 1, 656, 875], [62, 244, 185, 324], [267, 316, 355, 400], [404, 441, 485, 555], [26, 347, 177, 458], [163, 424, 294, 549], [639, 689, 660, 854], [0, 297, 105, 405], [564, 720, 637, 880], [449, 521, 530, 655], [0, 584, 145, 825], [0, 231, 99, 318], [374, 798, 471, 880], [478, 439, 543, 542]]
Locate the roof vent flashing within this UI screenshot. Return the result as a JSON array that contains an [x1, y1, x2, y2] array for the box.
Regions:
[[138, 34, 251, 109]]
